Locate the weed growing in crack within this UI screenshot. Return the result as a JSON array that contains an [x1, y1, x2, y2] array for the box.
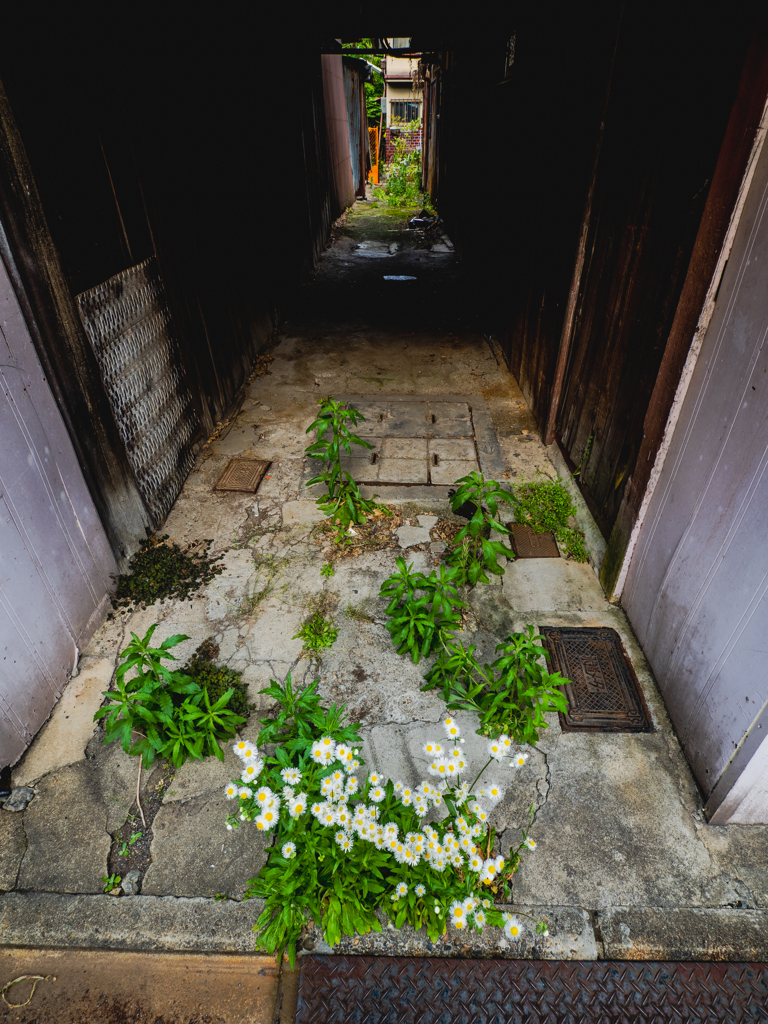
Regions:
[[321, 562, 335, 578], [183, 638, 255, 721], [102, 873, 121, 893], [305, 396, 390, 543], [225, 678, 548, 967], [293, 612, 339, 655], [423, 626, 569, 742], [94, 625, 246, 769], [445, 472, 515, 585]]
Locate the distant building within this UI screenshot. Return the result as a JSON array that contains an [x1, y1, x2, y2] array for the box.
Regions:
[[383, 39, 422, 162]]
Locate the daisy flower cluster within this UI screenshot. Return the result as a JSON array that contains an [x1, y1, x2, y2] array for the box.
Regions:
[[224, 715, 543, 941]]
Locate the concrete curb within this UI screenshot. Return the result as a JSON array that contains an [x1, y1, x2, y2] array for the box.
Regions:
[[0, 893, 265, 953], [4, 894, 765, 962], [598, 907, 768, 961]]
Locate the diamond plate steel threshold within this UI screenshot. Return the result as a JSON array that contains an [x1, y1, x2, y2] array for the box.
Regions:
[[296, 955, 768, 1023]]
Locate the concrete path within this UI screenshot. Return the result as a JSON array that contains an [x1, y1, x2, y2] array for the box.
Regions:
[[2, 195, 768, 964]]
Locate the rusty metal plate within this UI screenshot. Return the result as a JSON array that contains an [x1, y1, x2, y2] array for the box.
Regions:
[[540, 626, 653, 732], [510, 523, 560, 558], [296, 955, 768, 1023], [214, 458, 271, 492]]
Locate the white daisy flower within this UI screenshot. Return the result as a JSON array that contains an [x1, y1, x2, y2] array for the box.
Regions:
[[335, 830, 354, 852], [482, 898, 491, 909], [261, 806, 279, 828], [468, 852, 484, 872], [442, 718, 461, 740], [233, 740, 250, 757], [474, 909, 486, 927], [280, 767, 302, 785], [394, 781, 404, 793], [240, 763, 259, 782], [281, 842, 297, 859], [488, 739, 504, 761], [448, 900, 466, 926], [289, 795, 307, 818], [419, 781, 432, 796], [369, 786, 386, 803], [254, 786, 273, 806], [345, 776, 359, 796], [499, 734, 513, 751], [335, 804, 352, 828], [524, 837, 536, 851], [224, 783, 238, 800], [335, 743, 350, 763], [512, 751, 529, 768], [282, 786, 295, 801], [238, 787, 251, 801], [443, 759, 459, 777], [480, 857, 501, 884], [235, 742, 258, 761], [415, 883, 426, 897], [394, 881, 408, 898], [423, 740, 439, 758], [311, 801, 324, 818], [504, 916, 522, 940], [368, 772, 382, 786]]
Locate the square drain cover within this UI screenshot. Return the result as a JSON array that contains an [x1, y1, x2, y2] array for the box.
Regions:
[[510, 523, 560, 558], [540, 626, 653, 732], [214, 458, 271, 492]]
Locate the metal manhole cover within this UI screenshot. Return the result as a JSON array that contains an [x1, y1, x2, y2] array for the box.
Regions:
[[296, 955, 768, 1023], [540, 626, 653, 732], [214, 458, 271, 492], [510, 523, 560, 558]]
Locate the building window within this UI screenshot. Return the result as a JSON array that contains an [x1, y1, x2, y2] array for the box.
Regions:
[[391, 101, 420, 123], [390, 38, 411, 49]]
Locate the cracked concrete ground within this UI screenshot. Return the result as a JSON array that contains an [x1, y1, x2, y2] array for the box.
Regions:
[[2, 195, 768, 962]]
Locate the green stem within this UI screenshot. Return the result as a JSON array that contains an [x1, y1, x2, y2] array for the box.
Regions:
[[469, 756, 494, 793]]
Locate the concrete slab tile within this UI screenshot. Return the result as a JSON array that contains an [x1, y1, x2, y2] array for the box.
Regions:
[[142, 787, 268, 899], [386, 401, 429, 433], [18, 761, 111, 894], [429, 438, 477, 461], [350, 403, 389, 436], [396, 524, 431, 548], [0, 812, 26, 890], [427, 403, 473, 437], [340, 456, 379, 481], [14, 657, 115, 786], [380, 437, 428, 459], [377, 458, 428, 484], [502, 558, 606, 611], [429, 459, 479, 485], [282, 500, 326, 527]]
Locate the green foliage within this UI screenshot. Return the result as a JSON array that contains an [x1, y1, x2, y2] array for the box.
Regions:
[[379, 558, 466, 663], [293, 612, 339, 655], [102, 873, 121, 893], [94, 625, 246, 769], [111, 536, 224, 610], [230, 676, 541, 968], [183, 638, 254, 721], [343, 40, 383, 123], [512, 478, 589, 562], [320, 562, 335, 579], [383, 125, 425, 207], [423, 626, 569, 742], [446, 472, 515, 585], [305, 396, 390, 542]]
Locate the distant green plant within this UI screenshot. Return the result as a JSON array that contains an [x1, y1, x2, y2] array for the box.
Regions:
[[111, 536, 224, 611], [293, 612, 339, 655], [94, 625, 246, 769], [423, 626, 569, 742], [512, 478, 589, 562], [383, 122, 425, 207], [305, 397, 390, 543], [446, 472, 515, 585], [573, 434, 594, 478], [379, 559, 466, 663], [102, 873, 121, 893], [320, 562, 335, 579]]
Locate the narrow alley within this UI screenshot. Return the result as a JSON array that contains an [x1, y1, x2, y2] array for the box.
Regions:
[[2, 10, 768, 1023]]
